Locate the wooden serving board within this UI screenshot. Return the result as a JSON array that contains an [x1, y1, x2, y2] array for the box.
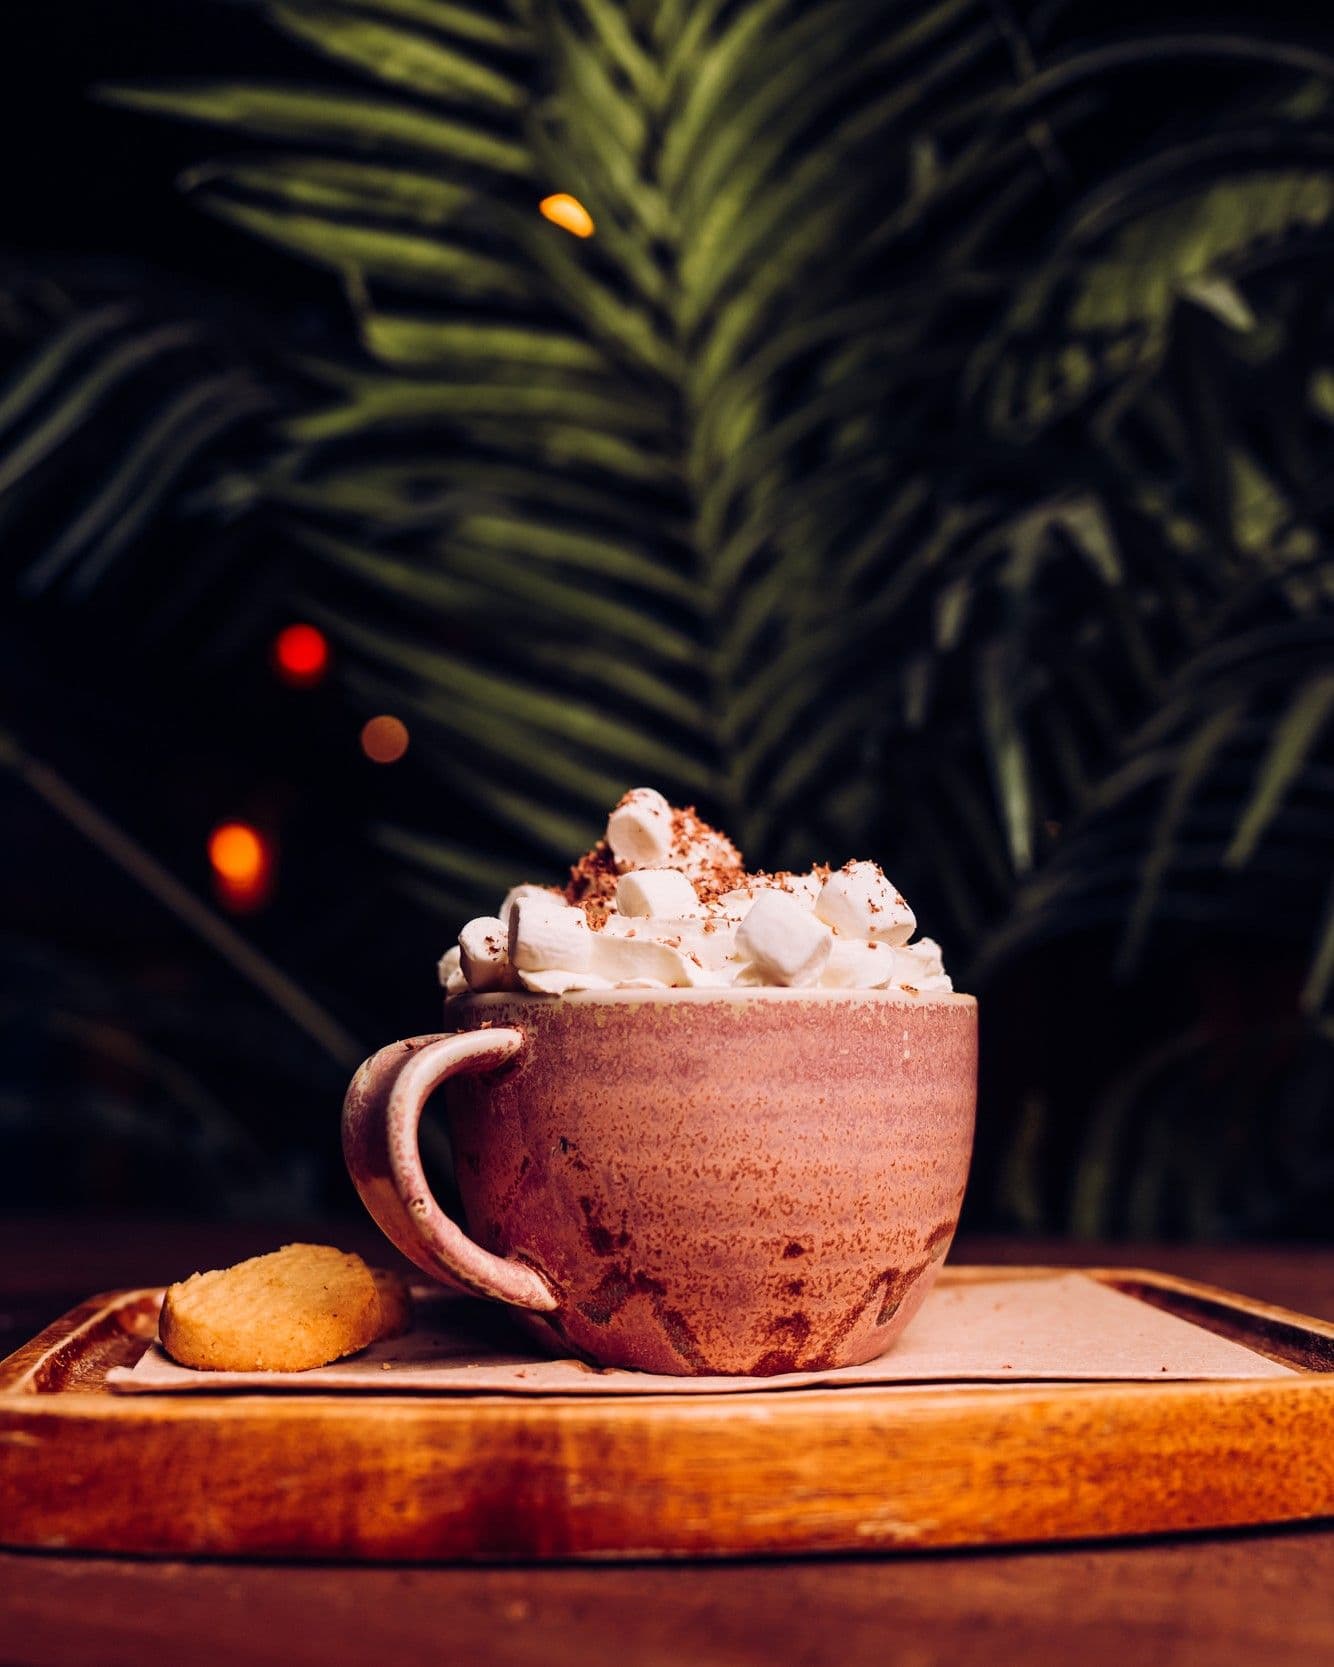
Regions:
[[2, 1266, 1331, 1562]]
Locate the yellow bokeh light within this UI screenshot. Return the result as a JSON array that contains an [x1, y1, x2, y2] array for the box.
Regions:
[[539, 193, 595, 238]]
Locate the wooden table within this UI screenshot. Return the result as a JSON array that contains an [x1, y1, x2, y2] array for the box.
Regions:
[[1, 1217, 1330, 1667]]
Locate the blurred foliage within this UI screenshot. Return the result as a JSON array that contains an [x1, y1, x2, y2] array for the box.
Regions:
[[4, 0, 1334, 1233]]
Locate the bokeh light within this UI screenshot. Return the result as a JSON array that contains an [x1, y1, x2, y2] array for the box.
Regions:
[[539, 193, 595, 238], [273, 622, 330, 687], [360, 714, 410, 764], [208, 821, 274, 911]]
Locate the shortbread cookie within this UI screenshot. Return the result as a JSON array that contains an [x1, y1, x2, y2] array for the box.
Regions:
[[370, 1266, 413, 1340], [159, 1243, 382, 1372]]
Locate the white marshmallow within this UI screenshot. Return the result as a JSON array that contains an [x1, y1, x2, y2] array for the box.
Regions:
[[508, 897, 592, 972], [499, 883, 561, 925], [898, 937, 953, 992], [816, 861, 916, 945], [735, 890, 832, 987], [436, 945, 461, 988], [603, 913, 738, 971], [599, 912, 641, 935], [764, 871, 822, 908], [718, 872, 822, 915], [667, 918, 737, 970], [448, 794, 950, 999], [517, 968, 612, 995], [820, 937, 898, 989], [676, 828, 741, 881], [713, 886, 757, 919], [592, 934, 692, 985], [606, 787, 674, 869], [615, 868, 702, 918], [458, 915, 512, 992]]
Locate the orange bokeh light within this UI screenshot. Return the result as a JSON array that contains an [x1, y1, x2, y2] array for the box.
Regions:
[[360, 714, 410, 764], [273, 622, 330, 687], [209, 822, 266, 885], [539, 192, 595, 238], [208, 822, 273, 910]]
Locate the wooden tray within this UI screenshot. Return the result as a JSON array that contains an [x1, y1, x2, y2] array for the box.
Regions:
[[2, 1265, 1331, 1562]]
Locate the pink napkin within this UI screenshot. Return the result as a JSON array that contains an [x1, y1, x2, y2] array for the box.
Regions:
[[107, 1271, 1296, 1396]]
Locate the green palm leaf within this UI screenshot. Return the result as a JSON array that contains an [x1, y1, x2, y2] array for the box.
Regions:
[[982, 169, 1334, 434], [0, 285, 269, 603], [31, 1, 1334, 1233], [112, 0, 1028, 856]]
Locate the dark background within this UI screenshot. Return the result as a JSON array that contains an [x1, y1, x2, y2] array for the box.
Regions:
[[3, 0, 1333, 1239]]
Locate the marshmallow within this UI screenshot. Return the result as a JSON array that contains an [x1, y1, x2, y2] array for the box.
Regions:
[[603, 913, 738, 970], [458, 915, 512, 992], [714, 886, 758, 919], [717, 871, 822, 916], [758, 870, 823, 909], [606, 787, 673, 869], [820, 937, 898, 989], [666, 918, 737, 970], [592, 932, 731, 986], [898, 937, 953, 992], [600, 912, 644, 935], [446, 791, 952, 998], [517, 968, 612, 995], [676, 828, 741, 881], [735, 890, 832, 987], [508, 897, 592, 972], [815, 862, 916, 945], [499, 883, 561, 925], [615, 868, 702, 918], [775, 870, 824, 908], [592, 934, 693, 985]]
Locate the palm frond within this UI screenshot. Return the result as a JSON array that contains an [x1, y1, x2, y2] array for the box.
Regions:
[[982, 167, 1334, 435], [16, 0, 1334, 1233], [0, 276, 272, 604]]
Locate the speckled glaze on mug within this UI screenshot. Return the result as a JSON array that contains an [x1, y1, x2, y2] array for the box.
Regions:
[[342, 989, 977, 1377]]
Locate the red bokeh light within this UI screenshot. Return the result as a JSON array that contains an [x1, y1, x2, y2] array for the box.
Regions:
[[273, 623, 330, 687], [208, 821, 275, 912]]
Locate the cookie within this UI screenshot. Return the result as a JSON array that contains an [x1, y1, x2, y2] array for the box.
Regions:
[[370, 1266, 413, 1341], [159, 1243, 383, 1372]]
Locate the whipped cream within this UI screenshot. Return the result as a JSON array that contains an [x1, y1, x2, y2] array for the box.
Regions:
[[440, 788, 953, 998]]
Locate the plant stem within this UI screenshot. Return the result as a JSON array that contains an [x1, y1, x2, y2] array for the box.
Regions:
[[0, 728, 364, 1069]]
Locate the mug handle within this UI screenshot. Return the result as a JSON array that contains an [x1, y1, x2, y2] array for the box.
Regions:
[[341, 1031, 559, 1311]]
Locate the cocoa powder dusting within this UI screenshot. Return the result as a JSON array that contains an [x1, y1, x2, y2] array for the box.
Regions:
[[670, 805, 745, 905], [564, 839, 620, 928], [564, 806, 745, 915]]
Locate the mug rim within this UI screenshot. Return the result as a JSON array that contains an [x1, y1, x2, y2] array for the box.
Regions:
[[452, 987, 976, 1009]]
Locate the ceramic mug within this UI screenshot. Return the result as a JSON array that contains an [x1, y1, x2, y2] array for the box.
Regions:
[[342, 988, 977, 1376]]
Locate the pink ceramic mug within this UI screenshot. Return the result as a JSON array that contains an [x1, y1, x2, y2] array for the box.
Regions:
[[342, 988, 977, 1376]]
